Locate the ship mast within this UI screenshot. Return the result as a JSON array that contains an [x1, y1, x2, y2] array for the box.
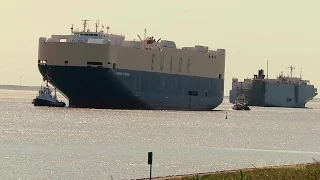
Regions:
[[144, 28, 147, 40], [82, 20, 90, 32], [95, 19, 99, 32], [286, 65, 295, 78], [266, 60, 269, 79]]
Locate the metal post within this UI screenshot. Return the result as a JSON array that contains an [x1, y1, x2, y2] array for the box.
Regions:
[[148, 152, 153, 180], [149, 163, 152, 180]]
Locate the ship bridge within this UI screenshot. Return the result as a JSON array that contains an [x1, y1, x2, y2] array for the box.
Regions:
[[45, 20, 125, 45]]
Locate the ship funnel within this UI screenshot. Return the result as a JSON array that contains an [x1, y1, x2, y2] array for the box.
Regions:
[[255, 69, 266, 79]]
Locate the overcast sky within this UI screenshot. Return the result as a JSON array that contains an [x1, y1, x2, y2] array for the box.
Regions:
[[1, 0, 319, 96]]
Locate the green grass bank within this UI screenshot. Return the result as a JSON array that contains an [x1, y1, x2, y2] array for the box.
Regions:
[[141, 161, 320, 180]]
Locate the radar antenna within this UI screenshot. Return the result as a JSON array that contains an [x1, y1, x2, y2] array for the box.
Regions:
[[106, 26, 110, 34], [100, 25, 104, 33], [82, 20, 90, 32], [70, 24, 74, 34], [286, 65, 295, 78], [95, 19, 100, 32]]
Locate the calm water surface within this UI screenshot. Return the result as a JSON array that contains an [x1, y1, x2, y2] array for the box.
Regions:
[[0, 89, 320, 179]]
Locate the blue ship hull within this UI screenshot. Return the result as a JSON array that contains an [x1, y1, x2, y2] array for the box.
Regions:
[[38, 65, 224, 110]]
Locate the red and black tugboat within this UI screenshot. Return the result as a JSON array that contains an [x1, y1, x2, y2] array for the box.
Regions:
[[32, 80, 66, 107], [232, 94, 250, 110]]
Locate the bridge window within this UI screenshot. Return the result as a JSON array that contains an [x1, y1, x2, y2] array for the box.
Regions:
[[87, 61, 102, 68], [38, 60, 47, 65]]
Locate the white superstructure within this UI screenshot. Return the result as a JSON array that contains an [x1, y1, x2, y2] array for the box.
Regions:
[[47, 20, 218, 54], [39, 20, 225, 79]]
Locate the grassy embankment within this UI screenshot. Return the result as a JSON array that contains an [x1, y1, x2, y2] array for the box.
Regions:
[[153, 160, 320, 180]]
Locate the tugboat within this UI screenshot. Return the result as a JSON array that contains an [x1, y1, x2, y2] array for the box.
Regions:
[[232, 94, 251, 110], [32, 80, 66, 107]]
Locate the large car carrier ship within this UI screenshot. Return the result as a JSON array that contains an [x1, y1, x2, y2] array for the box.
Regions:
[[229, 66, 317, 108], [37, 20, 226, 110]]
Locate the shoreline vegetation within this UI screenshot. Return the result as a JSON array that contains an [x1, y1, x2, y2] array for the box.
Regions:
[[138, 161, 320, 180], [0, 85, 40, 91]]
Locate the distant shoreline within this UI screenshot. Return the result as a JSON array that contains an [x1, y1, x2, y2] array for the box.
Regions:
[[0, 85, 41, 91], [0, 85, 318, 100]]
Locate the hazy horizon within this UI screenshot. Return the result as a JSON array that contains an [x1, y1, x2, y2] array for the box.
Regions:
[[1, 0, 319, 97]]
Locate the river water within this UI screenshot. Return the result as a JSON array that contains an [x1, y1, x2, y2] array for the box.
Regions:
[[0, 89, 319, 179]]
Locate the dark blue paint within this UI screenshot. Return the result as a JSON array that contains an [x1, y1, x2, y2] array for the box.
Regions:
[[38, 65, 224, 110]]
